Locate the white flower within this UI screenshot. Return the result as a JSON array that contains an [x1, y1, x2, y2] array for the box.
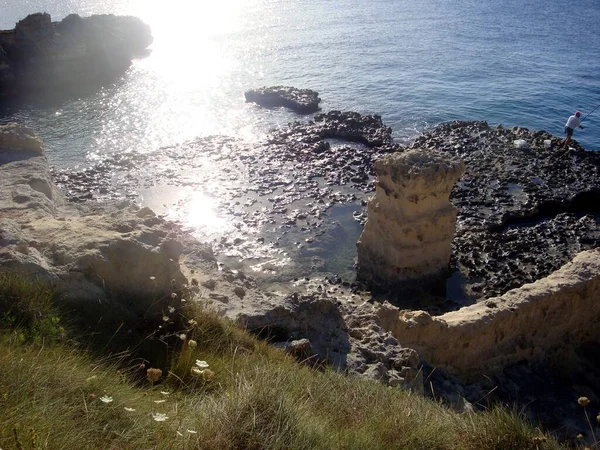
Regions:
[[149, 276, 156, 281], [151, 412, 169, 422], [187, 429, 198, 434], [188, 339, 197, 349], [162, 316, 169, 322], [100, 396, 113, 404], [191, 367, 203, 376], [154, 399, 166, 403], [188, 319, 197, 326], [178, 333, 187, 341], [171, 292, 177, 299], [195, 360, 209, 369], [168, 306, 175, 313], [160, 391, 170, 396], [124, 407, 136, 412]]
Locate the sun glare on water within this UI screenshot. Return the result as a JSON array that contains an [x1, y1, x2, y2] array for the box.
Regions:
[[184, 191, 229, 233], [132, 0, 253, 72]]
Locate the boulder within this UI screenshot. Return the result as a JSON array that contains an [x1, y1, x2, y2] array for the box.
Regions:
[[245, 86, 321, 114], [356, 148, 464, 295], [0, 122, 44, 154]]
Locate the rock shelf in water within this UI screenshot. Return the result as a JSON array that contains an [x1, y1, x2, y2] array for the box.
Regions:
[[413, 121, 600, 302], [245, 86, 321, 114], [0, 13, 153, 98]]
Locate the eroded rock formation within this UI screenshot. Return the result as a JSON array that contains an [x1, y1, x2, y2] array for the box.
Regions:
[[235, 290, 422, 390], [0, 13, 152, 98], [245, 86, 321, 114], [356, 148, 464, 295], [0, 123, 199, 317], [1, 122, 422, 391], [376, 248, 600, 376]]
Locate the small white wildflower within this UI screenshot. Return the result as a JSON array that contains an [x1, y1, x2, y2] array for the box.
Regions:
[[162, 316, 169, 322], [188, 339, 197, 349], [191, 367, 203, 376], [154, 399, 166, 403], [187, 429, 198, 434], [160, 391, 170, 396], [100, 396, 113, 404], [188, 319, 197, 326], [178, 333, 187, 341], [168, 306, 175, 313], [149, 276, 156, 281], [124, 407, 136, 412], [151, 412, 169, 422], [195, 360, 209, 369], [170, 292, 177, 299]]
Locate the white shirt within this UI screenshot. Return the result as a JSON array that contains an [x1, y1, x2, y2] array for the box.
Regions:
[[565, 115, 581, 129]]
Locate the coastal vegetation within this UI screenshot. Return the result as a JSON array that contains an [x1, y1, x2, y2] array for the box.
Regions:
[[0, 272, 564, 450]]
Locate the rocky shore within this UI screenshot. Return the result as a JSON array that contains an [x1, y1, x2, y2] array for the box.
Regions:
[[0, 13, 152, 98], [2, 74, 600, 440]]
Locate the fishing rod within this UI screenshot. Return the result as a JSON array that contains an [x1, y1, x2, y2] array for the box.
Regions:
[[580, 104, 600, 122]]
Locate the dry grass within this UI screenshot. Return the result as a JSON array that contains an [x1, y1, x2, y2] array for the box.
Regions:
[[0, 273, 565, 450]]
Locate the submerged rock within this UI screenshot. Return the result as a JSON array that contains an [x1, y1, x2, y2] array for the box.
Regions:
[[245, 86, 321, 114], [0, 13, 153, 98]]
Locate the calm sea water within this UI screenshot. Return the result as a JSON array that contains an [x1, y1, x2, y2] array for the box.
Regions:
[[2, 0, 599, 163], [1, 0, 599, 282]]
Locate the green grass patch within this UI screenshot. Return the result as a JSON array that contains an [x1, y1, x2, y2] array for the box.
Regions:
[[0, 272, 564, 449]]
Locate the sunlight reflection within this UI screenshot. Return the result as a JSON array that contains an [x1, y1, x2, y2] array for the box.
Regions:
[[183, 191, 230, 235]]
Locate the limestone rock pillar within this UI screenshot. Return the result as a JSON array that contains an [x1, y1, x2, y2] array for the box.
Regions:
[[357, 148, 464, 294]]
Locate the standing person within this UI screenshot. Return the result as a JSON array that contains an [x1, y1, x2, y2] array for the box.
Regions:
[[563, 111, 584, 148]]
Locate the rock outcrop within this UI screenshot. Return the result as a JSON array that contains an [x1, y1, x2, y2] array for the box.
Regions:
[[235, 290, 422, 390], [0, 13, 152, 98], [376, 248, 600, 376], [413, 121, 600, 301], [1, 122, 423, 391], [356, 149, 464, 295], [245, 86, 321, 114], [0, 123, 200, 317]]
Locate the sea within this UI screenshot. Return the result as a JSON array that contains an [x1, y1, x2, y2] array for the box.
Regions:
[[1, 0, 600, 284]]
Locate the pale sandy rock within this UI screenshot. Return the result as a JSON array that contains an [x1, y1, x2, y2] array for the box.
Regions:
[[0, 123, 44, 154], [377, 248, 600, 376], [0, 124, 211, 316], [357, 148, 464, 292], [234, 289, 422, 391]]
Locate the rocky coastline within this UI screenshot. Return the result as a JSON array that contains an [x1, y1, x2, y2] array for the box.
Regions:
[[2, 70, 600, 440], [0, 13, 152, 99]]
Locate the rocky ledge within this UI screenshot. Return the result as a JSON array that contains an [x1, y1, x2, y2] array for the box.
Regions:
[[245, 86, 321, 114], [414, 121, 600, 303], [0, 13, 153, 98], [0, 122, 421, 390]]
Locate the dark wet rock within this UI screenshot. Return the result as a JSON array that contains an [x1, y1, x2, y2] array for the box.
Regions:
[[245, 86, 321, 114], [270, 110, 394, 149], [0, 13, 152, 98], [412, 120, 600, 301]]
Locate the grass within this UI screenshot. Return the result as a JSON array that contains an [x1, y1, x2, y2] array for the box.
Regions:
[[0, 272, 566, 449]]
